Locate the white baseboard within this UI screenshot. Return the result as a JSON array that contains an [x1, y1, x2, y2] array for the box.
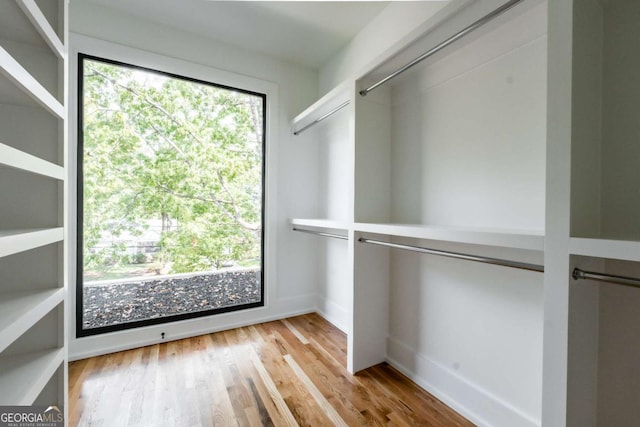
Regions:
[[316, 294, 349, 333], [386, 337, 540, 427], [70, 293, 317, 361]]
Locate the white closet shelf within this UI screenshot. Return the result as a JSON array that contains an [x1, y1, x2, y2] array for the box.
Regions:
[[0, 228, 64, 258], [0, 46, 63, 118], [0, 142, 63, 179], [291, 81, 351, 131], [0, 289, 63, 354], [290, 218, 351, 231], [0, 348, 63, 405], [354, 222, 544, 251], [570, 237, 640, 262], [16, 0, 66, 58]]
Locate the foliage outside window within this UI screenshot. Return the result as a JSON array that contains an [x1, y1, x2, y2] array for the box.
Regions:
[[78, 55, 265, 335]]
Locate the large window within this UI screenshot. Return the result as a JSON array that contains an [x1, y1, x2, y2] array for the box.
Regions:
[[77, 54, 265, 336]]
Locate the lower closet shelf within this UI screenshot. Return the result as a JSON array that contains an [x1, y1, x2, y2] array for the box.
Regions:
[[0, 289, 63, 352], [354, 222, 544, 251], [290, 218, 350, 231], [0, 348, 64, 405]]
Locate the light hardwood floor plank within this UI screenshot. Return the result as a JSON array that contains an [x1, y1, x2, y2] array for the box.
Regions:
[[281, 318, 310, 345], [266, 326, 370, 426], [69, 313, 474, 427], [248, 343, 298, 426], [283, 353, 348, 427]]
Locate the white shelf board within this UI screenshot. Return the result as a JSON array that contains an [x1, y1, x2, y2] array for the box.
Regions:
[[0, 289, 63, 354], [0, 46, 63, 118], [0, 228, 63, 258], [16, 0, 65, 58], [570, 237, 640, 262], [0, 348, 63, 405], [291, 81, 352, 132], [354, 222, 545, 251], [290, 218, 351, 231], [0, 142, 63, 180]]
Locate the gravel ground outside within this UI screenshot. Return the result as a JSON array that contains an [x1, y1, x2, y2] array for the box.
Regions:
[[83, 268, 261, 329]]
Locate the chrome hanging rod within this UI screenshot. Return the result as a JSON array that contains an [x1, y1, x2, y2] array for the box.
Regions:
[[293, 227, 348, 241], [572, 268, 640, 289], [358, 237, 544, 273], [359, 0, 526, 96], [293, 100, 350, 135]]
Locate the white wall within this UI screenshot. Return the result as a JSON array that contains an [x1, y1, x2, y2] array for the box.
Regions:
[[312, 111, 352, 332], [389, 4, 547, 231], [68, 1, 320, 360], [383, 3, 547, 426], [316, 238, 351, 332], [387, 241, 544, 427]]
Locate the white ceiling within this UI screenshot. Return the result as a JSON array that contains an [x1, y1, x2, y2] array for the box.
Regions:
[[83, 0, 392, 69]]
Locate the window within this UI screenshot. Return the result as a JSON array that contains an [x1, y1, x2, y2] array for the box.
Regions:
[[77, 54, 265, 336]]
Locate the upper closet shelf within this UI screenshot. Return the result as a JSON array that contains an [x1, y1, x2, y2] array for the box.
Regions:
[[0, 348, 64, 405], [354, 223, 544, 251], [0, 289, 63, 354], [570, 237, 640, 263], [290, 218, 350, 232], [0, 228, 64, 258], [16, 0, 65, 58], [291, 81, 352, 135], [0, 47, 64, 118], [0, 142, 63, 179]]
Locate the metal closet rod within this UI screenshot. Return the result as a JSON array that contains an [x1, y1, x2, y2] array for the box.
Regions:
[[572, 268, 640, 289], [293, 100, 350, 136], [358, 237, 544, 273], [359, 0, 526, 96], [292, 227, 348, 241]]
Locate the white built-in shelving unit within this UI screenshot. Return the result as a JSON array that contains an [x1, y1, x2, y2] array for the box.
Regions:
[[0, 0, 67, 417], [291, 2, 547, 426], [289, 0, 640, 425]]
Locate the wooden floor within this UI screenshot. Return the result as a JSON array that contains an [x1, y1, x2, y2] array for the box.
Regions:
[[69, 313, 473, 426]]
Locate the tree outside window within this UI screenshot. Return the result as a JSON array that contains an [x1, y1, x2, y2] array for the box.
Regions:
[[78, 55, 265, 335]]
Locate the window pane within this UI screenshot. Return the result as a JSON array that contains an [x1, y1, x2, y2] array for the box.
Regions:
[[79, 56, 265, 334]]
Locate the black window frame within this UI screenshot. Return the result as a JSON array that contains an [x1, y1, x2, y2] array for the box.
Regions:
[[76, 53, 266, 338]]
